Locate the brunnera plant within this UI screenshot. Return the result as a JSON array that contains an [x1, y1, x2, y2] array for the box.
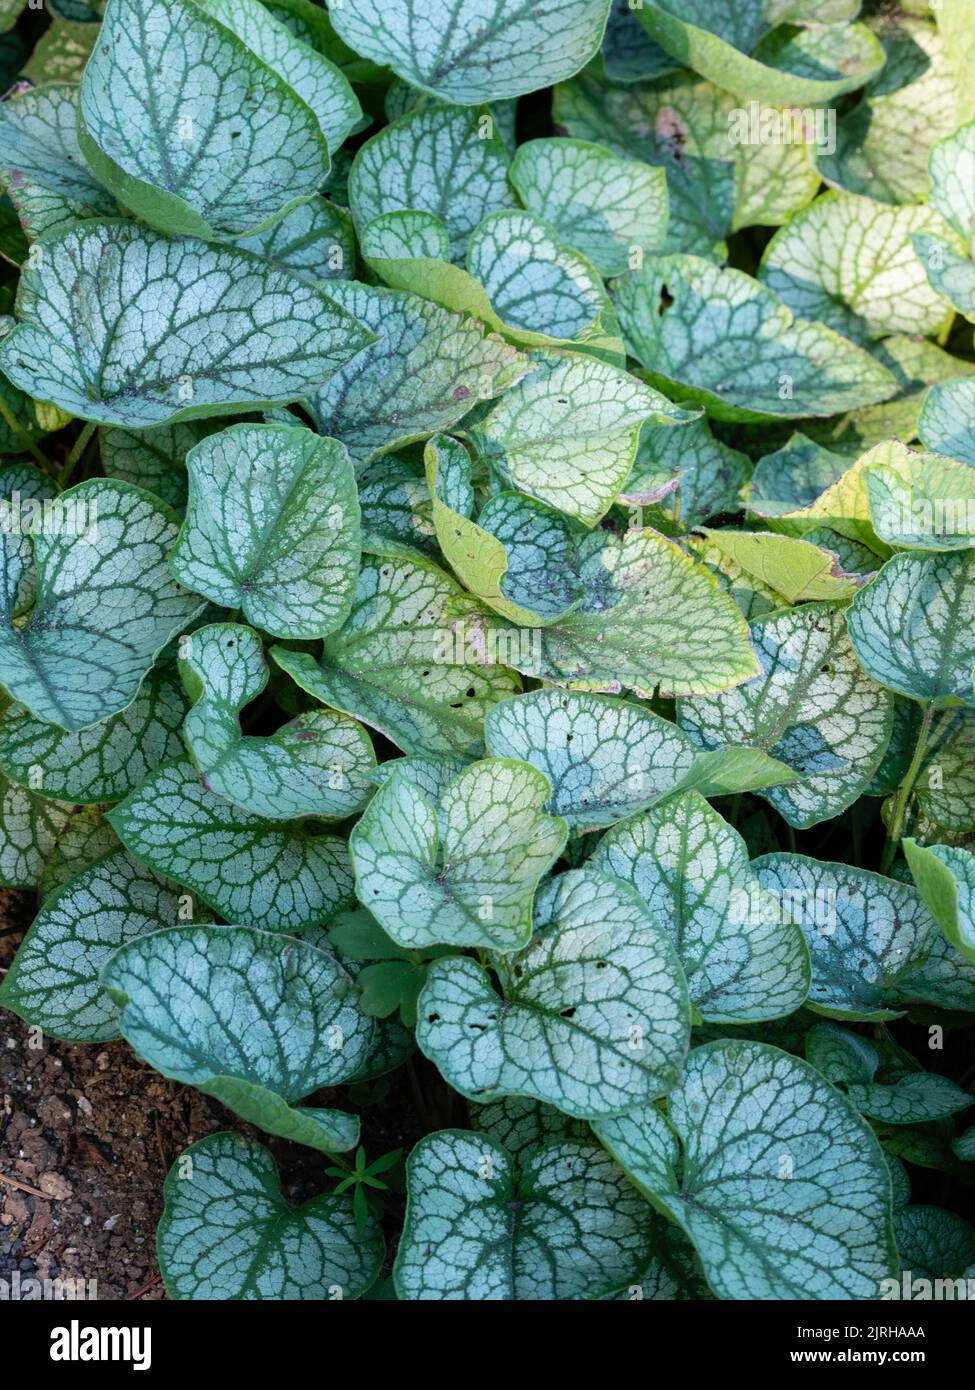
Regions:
[[0, 0, 973, 1303]]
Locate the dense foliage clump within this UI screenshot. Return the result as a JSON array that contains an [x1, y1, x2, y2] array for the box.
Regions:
[[0, 0, 974, 1302]]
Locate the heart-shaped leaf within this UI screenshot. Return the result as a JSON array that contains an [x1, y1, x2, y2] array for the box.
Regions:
[[169, 423, 360, 638], [616, 255, 897, 422], [198, 0, 362, 152], [848, 552, 975, 708], [108, 754, 355, 932], [509, 137, 668, 278], [752, 854, 937, 1021], [102, 924, 374, 1152], [919, 377, 975, 467], [157, 1133, 383, 1300], [417, 869, 691, 1117], [458, 524, 759, 698], [929, 121, 975, 249], [0, 849, 211, 1042], [78, 0, 330, 239], [272, 554, 520, 759], [635, 1, 883, 105], [308, 279, 526, 462], [349, 101, 515, 262], [179, 623, 375, 821], [862, 441, 975, 552], [330, 0, 613, 105], [594, 1039, 897, 1300], [393, 1130, 653, 1300], [350, 758, 566, 950], [0, 479, 204, 732], [483, 688, 796, 830], [0, 221, 375, 427], [589, 792, 810, 1023], [759, 194, 959, 344], [553, 70, 819, 260], [466, 211, 619, 349], [0, 82, 116, 242], [904, 839, 975, 965], [679, 604, 895, 829], [465, 349, 689, 526], [0, 669, 187, 804]]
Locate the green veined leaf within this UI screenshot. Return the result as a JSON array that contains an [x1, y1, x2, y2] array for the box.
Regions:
[[0, 849, 212, 1042], [198, 0, 362, 152], [847, 551, 975, 707], [888, 924, 975, 1014], [635, 1, 883, 104], [594, 1039, 898, 1300], [458, 524, 759, 698], [805, 1023, 973, 1126], [817, 13, 961, 206], [621, 417, 749, 527], [622, 1220, 713, 1302], [169, 423, 359, 639], [350, 758, 566, 950], [759, 194, 958, 345], [0, 83, 117, 242], [308, 279, 526, 463], [357, 453, 438, 561], [424, 433, 582, 627], [904, 839, 975, 965], [955, 1127, 975, 1162], [465, 211, 618, 349], [179, 623, 375, 821], [552, 70, 819, 260], [919, 378, 975, 466], [0, 669, 186, 804], [416, 869, 691, 1117], [589, 791, 811, 1022], [913, 232, 975, 324], [108, 754, 355, 932], [0, 479, 204, 732], [99, 422, 209, 512], [272, 554, 520, 759], [509, 137, 667, 278], [23, 18, 97, 84], [0, 771, 71, 890], [698, 530, 865, 604], [679, 604, 895, 829], [483, 687, 797, 830], [616, 256, 897, 422], [0, 464, 57, 615], [928, 121, 975, 251], [102, 924, 374, 1153], [468, 1095, 590, 1157], [0, 221, 375, 427], [748, 432, 855, 518], [862, 441, 975, 551], [600, 0, 680, 84], [235, 196, 355, 284], [349, 101, 515, 262], [329, 0, 613, 105], [465, 349, 688, 526], [393, 1131, 653, 1300], [752, 854, 937, 1021], [78, 0, 329, 239], [894, 1205, 975, 1285], [38, 807, 120, 903], [157, 1132, 383, 1300]]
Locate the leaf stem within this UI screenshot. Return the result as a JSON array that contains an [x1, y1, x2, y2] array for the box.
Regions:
[[880, 702, 935, 875], [57, 420, 97, 489], [0, 395, 49, 471]]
